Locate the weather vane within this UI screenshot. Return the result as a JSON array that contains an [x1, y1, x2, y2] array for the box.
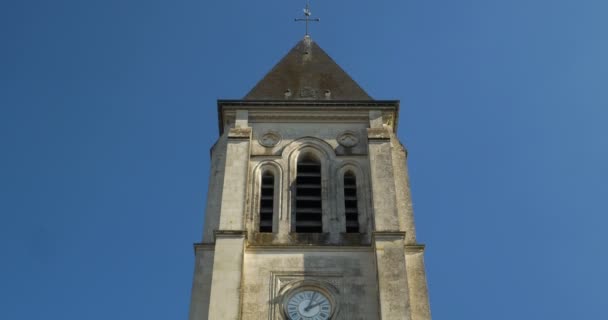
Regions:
[[294, 0, 320, 36]]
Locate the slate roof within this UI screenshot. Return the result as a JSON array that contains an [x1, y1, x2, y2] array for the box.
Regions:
[[244, 36, 372, 100]]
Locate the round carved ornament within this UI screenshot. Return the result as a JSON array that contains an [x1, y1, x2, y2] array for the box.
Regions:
[[258, 131, 282, 148], [336, 131, 359, 148]]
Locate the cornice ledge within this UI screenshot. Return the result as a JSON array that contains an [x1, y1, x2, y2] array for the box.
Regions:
[[228, 127, 252, 139], [372, 231, 406, 240], [248, 112, 369, 121], [193, 242, 215, 254], [218, 100, 401, 136], [367, 127, 392, 141], [405, 244, 426, 253], [245, 245, 373, 252], [214, 230, 247, 240], [218, 99, 400, 108]]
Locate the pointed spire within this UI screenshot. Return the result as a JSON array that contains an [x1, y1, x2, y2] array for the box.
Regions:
[[244, 37, 371, 100]]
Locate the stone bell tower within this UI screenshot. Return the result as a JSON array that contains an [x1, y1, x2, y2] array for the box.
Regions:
[[188, 35, 431, 320]]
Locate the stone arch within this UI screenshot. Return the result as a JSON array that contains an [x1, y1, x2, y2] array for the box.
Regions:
[[337, 160, 372, 235], [282, 137, 337, 233], [282, 136, 336, 162], [250, 160, 283, 234]]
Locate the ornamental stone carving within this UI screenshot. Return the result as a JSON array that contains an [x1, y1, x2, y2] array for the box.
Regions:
[[337, 131, 359, 148], [258, 131, 282, 148]]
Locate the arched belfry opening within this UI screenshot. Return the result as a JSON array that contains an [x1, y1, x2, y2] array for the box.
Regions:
[[294, 153, 323, 233]]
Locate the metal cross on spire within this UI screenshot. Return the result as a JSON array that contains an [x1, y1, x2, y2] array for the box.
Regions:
[[294, 0, 320, 36]]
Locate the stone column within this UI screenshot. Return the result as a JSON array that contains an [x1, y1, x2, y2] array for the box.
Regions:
[[368, 111, 412, 319], [218, 121, 251, 231], [206, 112, 251, 319], [207, 232, 246, 320], [367, 125, 400, 231], [391, 138, 418, 244], [189, 245, 215, 320], [374, 232, 412, 320], [406, 245, 432, 320]]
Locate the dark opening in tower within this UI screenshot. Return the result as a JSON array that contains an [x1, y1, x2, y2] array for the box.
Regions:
[[295, 155, 322, 233], [259, 171, 274, 233], [344, 172, 359, 233]]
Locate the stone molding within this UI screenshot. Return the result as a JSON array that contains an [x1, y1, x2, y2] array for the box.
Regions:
[[218, 100, 400, 134], [213, 230, 246, 241], [194, 243, 374, 253], [372, 231, 407, 241], [223, 110, 372, 128], [245, 245, 373, 252], [250, 154, 370, 160], [218, 99, 399, 107], [227, 127, 252, 139], [405, 244, 426, 253], [367, 127, 392, 141], [192, 242, 215, 254]]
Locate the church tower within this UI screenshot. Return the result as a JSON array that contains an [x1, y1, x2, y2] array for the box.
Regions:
[[188, 32, 431, 320]]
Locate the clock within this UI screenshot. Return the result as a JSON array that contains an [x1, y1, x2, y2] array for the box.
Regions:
[[284, 289, 333, 320]]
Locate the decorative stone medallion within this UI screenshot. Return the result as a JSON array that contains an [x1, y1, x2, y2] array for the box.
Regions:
[[258, 131, 282, 148], [337, 131, 359, 148]]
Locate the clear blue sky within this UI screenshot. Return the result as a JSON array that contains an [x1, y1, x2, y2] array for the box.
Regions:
[[1, 0, 606, 319]]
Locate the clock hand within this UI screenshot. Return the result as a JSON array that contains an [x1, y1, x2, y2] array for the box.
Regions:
[[305, 300, 324, 311], [307, 292, 317, 309]]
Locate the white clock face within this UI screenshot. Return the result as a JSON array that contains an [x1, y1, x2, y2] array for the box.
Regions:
[[285, 290, 332, 320]]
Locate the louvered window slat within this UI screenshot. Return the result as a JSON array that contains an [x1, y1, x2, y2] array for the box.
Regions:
[[259, 173, 274, 233], [295, 156, 322, 233], [344, 172, 359, 233]]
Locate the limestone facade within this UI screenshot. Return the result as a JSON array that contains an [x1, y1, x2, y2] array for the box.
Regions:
[[188, 101, 431, 319]]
